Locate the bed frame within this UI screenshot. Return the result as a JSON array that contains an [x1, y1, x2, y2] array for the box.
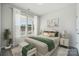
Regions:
[[37, 40, 59, 56]]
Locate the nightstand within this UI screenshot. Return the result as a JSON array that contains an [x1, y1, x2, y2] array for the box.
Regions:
[[60, 38, 69, 47]]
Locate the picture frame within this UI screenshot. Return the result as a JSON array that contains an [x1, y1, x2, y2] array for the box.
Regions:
[[47, 17, 59, 27]]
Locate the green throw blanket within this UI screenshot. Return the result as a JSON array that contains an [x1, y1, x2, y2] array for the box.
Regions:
[[29, 37, 55, 51], [22, 44, 34, 56]]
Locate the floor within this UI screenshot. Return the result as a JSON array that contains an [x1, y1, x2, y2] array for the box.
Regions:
[[1, 48, 12, 56], [1, 46, 79, 56], [51, 47, 69, 56], [52, 46, 79, 56]]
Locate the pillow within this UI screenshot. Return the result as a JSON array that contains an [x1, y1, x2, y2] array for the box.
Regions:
[[55, 32, 59, 37], [42, 31, 59, 37], [43, 32, 49, 37], [48, 32, 55, 37]]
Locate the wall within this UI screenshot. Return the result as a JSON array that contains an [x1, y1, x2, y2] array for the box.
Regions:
[[1, 4, 13, 47], [0, 4, 1, 52], [76, 3, 79, 52], [2, 4, 13, 33], [1, 4, 40, 47], [40, 4, 76, 47]]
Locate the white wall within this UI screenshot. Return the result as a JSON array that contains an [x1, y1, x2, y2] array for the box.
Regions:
[[2, 4, 13, 33], [1, 4, 40, 47], [0, 4, 1, 52], [1, 4, 13, 47], [76, 3, 79, 53], [40, 4, 76, 47]]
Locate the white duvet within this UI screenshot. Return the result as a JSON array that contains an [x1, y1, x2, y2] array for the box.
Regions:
[[25, 35, 60, 56]]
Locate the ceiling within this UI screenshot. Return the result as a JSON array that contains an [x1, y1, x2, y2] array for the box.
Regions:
[[11, 3, 74, 16]]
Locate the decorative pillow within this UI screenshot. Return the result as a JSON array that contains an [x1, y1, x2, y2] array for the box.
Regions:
[[42, 31, 59, 37], [55, 32, 59, 37], [49, 32, 55, 37], [43, 32, 49, 37]]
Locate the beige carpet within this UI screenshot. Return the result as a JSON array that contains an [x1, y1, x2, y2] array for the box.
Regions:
[[1, 47, 69, 56], [51, 47, 69, 56]]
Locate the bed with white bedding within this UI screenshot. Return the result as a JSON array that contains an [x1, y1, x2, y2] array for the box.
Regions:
[[25, 35, 60, 56]]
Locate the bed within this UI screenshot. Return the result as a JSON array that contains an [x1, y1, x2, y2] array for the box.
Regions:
[[25, 31, 60, 56]]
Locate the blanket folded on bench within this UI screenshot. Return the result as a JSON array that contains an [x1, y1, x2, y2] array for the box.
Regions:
[[22, 44, 34, 56]]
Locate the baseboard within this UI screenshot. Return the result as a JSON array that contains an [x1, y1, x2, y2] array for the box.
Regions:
[[59, 45, 69, 48]]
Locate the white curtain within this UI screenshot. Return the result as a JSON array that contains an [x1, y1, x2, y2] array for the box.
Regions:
[[13, 8, 22, 46], [34, 16, 38, 35]]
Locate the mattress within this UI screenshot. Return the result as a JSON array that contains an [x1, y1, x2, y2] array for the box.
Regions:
[[25, 36, 60, 55]]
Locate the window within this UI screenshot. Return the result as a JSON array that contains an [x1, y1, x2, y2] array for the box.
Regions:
[[14, 13, 21, 38], [14, 11, 34, 38], [27, 16, 34, 35], [20, 15, 27, 36], [13, 8, 34, 46]]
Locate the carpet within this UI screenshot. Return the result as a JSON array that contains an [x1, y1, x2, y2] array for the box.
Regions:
[[1, 46, 79, 56]]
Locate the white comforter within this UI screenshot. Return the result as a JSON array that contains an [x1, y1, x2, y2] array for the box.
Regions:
[[25, 35, 60, 55]]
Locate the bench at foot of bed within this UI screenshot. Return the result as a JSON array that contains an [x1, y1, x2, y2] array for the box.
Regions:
[[11, 42, 37, 56]]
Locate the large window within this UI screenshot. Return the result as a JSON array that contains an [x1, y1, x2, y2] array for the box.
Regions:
[[13, 9, 34, 38], [20, 15, 27, 37], [27, 16, 34, 34]]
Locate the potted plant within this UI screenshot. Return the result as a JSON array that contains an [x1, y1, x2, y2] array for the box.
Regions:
[[3, 29, 12, 47]]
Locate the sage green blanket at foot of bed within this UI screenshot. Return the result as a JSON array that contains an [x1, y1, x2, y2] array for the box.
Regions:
[[29, 37, 55, 51], [22, 44, 34, 56]]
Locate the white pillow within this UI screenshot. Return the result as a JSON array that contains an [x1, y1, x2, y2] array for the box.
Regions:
[[49, 32, 55, 37], [43, 32, 49, 36]]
